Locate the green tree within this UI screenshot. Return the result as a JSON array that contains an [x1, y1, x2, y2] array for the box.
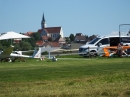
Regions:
[[0, 44, 4, 50], [20, 41, 32, 51], [69, 34, 75, 42], [24, 32, 41, 48], [25, 38, 36, 49], [0, 40, 11, 48], [32, 32, 41, 41], [13, 44, 21, 51], [65, 37, 70, 43]]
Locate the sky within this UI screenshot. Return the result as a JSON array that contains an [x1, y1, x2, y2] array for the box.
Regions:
[[0, 0, 130, 37]]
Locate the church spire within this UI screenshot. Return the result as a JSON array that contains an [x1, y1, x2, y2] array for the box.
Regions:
[[41, 13, 46, 29]]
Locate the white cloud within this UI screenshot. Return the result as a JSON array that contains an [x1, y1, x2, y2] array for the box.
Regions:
[[105, 31, 119, 36], [108, 31, 128, 36], [111, 31, 119, 35]]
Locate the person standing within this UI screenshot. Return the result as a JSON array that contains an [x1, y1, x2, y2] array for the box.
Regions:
[[117, 43, 123, 57]]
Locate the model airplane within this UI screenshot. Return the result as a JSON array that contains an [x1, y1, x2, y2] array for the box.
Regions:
[[100, 46, 130, 57], [0, 45, 41, 62]]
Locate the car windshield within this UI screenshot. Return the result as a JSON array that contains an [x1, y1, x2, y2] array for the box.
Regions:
[[89, 38, 101, 44]]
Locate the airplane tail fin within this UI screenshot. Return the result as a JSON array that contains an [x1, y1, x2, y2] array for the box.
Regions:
[[32, 47, 41, 58], [103, 48, 110, 57], [1, 45, 14, 56]]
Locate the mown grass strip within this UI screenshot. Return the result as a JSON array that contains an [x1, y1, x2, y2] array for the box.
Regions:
[[0, 58, 130, 97]]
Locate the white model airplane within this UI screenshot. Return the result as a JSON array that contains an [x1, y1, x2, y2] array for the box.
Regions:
[[0, 45, 41, 62]]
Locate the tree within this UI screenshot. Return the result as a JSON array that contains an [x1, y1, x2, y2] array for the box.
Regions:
[[32, 32, 41, 41], [85, 35, 89, 41], [25, 38, 36, 48], [13, 44, 21, 51], [65, 37, 70, 43], [85, 35, 88, 39], [25, 32, 42, 48], [20, 41, 32, 51], [88, 35, 97, 41], [69, 34, 75, 42], [0, 44, 4, 51]]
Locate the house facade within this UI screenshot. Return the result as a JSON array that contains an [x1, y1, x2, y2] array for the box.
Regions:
[[74, 33, 87, 43], [38, 27, 64, 41]]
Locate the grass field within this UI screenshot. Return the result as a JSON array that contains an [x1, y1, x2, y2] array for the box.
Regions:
[[0, 57, 130, 97]]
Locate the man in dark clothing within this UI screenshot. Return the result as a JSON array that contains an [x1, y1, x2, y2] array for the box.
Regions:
[[117, 43, 123, 57]]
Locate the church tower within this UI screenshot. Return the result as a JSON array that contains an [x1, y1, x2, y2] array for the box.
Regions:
[[41, 13, 46, 29]]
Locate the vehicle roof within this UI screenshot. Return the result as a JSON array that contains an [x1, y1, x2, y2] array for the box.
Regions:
[[98, 35, 130, 38]]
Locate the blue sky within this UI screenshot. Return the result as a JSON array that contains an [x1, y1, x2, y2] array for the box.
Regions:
[[0, 0, 130, 37]]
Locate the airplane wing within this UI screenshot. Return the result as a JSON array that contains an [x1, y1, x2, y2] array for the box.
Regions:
[[10, 48, 41, 58], [122, 46, 130, 50], [9, 47, 41, 61], [104, 46, 117, 49], [104, 46, 130, 50], [102, 46, 130, 57]]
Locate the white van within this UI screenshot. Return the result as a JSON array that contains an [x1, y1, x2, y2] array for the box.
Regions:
[[79, 35, 130, 57]]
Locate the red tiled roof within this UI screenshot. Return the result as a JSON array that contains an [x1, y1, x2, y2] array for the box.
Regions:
[[51, 42, 60, 47], [45, 27, 61, 34], [24, 31, 34, 36], [43, 42, 60, 47], [36, 41, 61, 47], [27, 32, 34, 36], [36, 40, 44, 46], [37, 29, 42, 34], [38, 27, 61, 34]]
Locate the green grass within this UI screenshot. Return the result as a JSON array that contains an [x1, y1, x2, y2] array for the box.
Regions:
[[0, 58, 130, 97]]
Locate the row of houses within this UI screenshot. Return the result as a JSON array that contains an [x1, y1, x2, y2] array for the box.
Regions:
[[22, 13, 97, 48]]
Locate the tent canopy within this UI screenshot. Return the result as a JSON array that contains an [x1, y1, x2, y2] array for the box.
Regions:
[[0, 31, 30, 40]]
